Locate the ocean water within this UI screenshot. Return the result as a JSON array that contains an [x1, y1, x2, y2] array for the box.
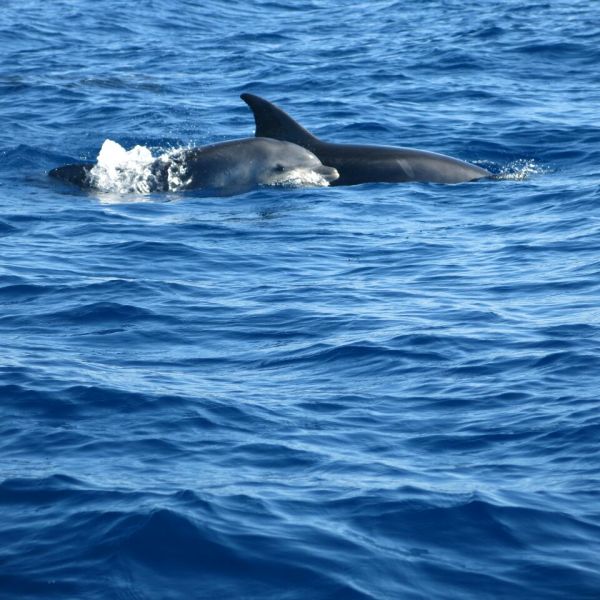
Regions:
[[1, 1, 600, 598]]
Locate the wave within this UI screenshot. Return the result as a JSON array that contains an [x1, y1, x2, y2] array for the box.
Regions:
[[0, 219, 19, 235], [3, 1, 600, 599], [1, 475, 598, 599]]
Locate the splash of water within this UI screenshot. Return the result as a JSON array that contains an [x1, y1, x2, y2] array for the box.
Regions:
[[494, 159, 547, 181], [89, 140, 158, 193]]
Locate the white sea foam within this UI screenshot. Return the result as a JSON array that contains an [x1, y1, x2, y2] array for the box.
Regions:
[[89, 139, 158, 193], [162, 151, 192, 192]]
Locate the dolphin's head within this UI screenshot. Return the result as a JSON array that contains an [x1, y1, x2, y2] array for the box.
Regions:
[[254, 138, 339, 188]]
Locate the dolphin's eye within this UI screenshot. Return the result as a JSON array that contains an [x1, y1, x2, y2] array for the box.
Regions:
[[274, 164, 286, 172]]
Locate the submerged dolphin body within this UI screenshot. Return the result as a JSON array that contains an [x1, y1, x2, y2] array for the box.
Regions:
[[241, 93, 492, 185], [49, 137, 339, 196]]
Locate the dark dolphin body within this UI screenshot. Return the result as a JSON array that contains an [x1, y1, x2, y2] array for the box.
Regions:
[[49, 162, 95, 187], [241, 93, 492, 185], [49, 137, 339, 196]]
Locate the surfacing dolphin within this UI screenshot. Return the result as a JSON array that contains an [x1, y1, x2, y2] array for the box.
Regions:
[[241, 93, 492, 185], [49, 137, 339, 196]]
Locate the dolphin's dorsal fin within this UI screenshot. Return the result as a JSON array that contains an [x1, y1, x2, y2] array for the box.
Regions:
[[241, 93, 320, 150]]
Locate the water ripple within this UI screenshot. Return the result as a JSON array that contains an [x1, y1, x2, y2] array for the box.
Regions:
[[2, 0, 600, 598]]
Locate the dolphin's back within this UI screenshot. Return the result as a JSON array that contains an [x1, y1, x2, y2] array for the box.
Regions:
[[241, 93, 491, 185], [317, 142, 491, 185]]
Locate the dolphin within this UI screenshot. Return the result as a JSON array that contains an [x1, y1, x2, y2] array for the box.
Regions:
[[49, 137, 339, 195], [241, 93, 492, 185]]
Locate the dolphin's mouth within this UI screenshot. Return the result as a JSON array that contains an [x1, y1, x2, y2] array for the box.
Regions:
[[266, 164, 340, 189], [316, 165, 339, 183]]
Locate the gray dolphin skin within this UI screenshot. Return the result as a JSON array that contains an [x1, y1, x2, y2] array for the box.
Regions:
[[241, 93, 492, 185], [49, 137, 339, 195]]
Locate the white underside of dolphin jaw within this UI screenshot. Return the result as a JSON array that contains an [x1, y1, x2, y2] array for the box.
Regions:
[[262, 166, 339, 188]]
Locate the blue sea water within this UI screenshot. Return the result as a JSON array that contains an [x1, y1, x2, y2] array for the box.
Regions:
[[1, 0, 600, 598]]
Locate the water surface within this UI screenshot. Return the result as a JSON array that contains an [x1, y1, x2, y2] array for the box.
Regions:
[[1, 1, 599, 598]]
